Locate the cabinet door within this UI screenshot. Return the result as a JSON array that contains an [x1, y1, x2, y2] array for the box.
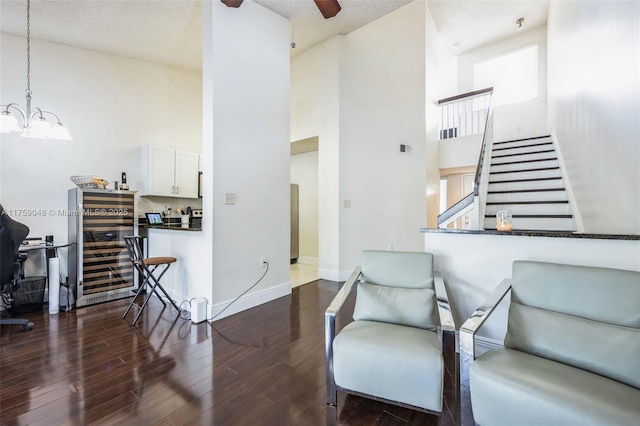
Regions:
[[148, 146, 176, 196], [174, 150, 199, 198]]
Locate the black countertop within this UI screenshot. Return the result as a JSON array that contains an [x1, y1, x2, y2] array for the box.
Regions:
[[139, 217, 202, 232], [420, 228, 640, 241]]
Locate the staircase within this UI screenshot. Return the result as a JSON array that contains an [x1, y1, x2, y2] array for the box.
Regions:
[[483, 135, 576, 232]]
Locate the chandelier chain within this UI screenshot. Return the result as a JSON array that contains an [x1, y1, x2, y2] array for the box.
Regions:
[[26, 0, 31, 96], [1, 0, 72, 139]]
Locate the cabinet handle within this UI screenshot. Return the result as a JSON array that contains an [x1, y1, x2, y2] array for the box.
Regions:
[[171, 185, 175, 194], [176, 186, 180, 194]]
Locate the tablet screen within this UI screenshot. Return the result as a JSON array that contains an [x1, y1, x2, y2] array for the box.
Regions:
[[145, 212, 163, 225]]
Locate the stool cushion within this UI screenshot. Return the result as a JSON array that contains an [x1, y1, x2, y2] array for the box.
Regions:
[[141, 257, 177, 266]]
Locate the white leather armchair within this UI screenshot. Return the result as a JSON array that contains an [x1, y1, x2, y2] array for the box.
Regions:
[[325, 250, 455, 420], [460, 260, 640, 426]]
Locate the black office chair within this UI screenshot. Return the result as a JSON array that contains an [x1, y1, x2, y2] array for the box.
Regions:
[[0, 204, 34, 331]]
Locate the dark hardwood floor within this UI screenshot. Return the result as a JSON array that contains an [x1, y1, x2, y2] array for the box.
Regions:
[[0, 280, 456, 425]]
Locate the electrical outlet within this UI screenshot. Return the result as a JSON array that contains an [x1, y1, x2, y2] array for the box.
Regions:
[[225, 193, 236, 205], [260, 257, 268, 268]]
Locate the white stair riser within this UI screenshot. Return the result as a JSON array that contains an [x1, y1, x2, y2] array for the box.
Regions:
[[487, 190, 569, 203], [488, 179, 563, 192], [492, 151, 557, 164], [491, 159, 559, 173], [493, 137, 553, 150], [490, 169, 561, 182], [485, 203, 573, 216], [493, 144, 554, 157], [483, 217, 575, 231]]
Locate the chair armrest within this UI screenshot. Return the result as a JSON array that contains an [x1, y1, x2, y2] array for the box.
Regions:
[[460, 278, 511, 426], [435, 272, 457, 421], [434, 272, 455, 333], [325, 266, 361, 405], [325, 266, 361, 320], [460, 278, 511, 361]]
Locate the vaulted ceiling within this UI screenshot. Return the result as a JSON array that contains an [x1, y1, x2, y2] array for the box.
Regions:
[[0, 0, 549, 71]]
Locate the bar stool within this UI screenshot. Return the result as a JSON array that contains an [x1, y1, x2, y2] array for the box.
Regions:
[[122, 236, 181, 326]]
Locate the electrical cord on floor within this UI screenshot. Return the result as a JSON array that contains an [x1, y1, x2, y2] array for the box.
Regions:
[[160, 262, 270, 340], [208, 261, 270, 322], [178, 299, 192, 321], [174, 298, 198, 339]]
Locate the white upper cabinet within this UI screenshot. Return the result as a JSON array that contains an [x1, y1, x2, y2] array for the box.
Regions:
[[141, 145, 200, 198], [174, 150, 199, 198]]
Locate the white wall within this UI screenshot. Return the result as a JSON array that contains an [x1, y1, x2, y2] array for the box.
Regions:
[[425, 4, 449, 229], [291, 1, 433, 278], [438, 134, 483, 170], [547, 1, 640, 235], [290, 36, 342, 281], [204, 0, 291, 317], [458, 26, 549, 142], [0, 32, 202, 278], [424, 231, 640, 342], [290, 151, 319, 263], [338, 0, 428, 273]]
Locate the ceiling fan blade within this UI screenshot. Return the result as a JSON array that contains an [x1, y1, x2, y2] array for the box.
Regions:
[[313, 0, 341, 19], [221, 0, 244, 8]]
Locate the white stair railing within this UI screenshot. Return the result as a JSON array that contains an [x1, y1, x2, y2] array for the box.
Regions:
[[473, 109, 494, 230], [438, 87, 493, 140], [437, 88, 494, 229]]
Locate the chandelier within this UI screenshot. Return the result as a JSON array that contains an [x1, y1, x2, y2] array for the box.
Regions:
[[0, 0, 72, 140]]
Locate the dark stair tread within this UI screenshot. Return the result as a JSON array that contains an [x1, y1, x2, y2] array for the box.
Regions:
[[484, 228, 576, 232], [488, 188, 565, 194], [486, 200, 569, 205], [489, 177, 562, 184], [491, 166, 560, 175], [485, 214, 573, 218]]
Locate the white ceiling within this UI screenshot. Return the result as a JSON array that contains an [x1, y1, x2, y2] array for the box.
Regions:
[[0, 0, 549, 71]]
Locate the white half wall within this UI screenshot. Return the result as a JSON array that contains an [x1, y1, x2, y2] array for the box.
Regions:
[[438, 134, 483, 170], [424, 231, 640, 342], [205, 0, 291, 316], [547, 1, 640, 235]]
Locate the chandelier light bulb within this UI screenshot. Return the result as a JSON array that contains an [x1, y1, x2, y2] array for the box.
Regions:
[[0, 0, 72, 140]]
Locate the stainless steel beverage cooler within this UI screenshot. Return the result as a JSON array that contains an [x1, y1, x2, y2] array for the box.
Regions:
[[68, 188, 138, 307]]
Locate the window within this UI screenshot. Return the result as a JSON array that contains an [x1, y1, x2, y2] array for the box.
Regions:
[[473, 45, 538, 107]]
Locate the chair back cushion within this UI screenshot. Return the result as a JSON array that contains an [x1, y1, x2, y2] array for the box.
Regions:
[[360, 250, 434, 289], [505, 260, 640, 388], [353, 251, 437, 330]]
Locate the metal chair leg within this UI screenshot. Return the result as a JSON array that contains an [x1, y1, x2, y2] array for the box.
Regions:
[[123, 269, 149, 319], [129, 263, 179, 326]]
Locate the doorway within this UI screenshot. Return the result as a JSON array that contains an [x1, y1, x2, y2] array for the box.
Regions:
[[440, 167, 475, 230], [290, 136, 319, 287]]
